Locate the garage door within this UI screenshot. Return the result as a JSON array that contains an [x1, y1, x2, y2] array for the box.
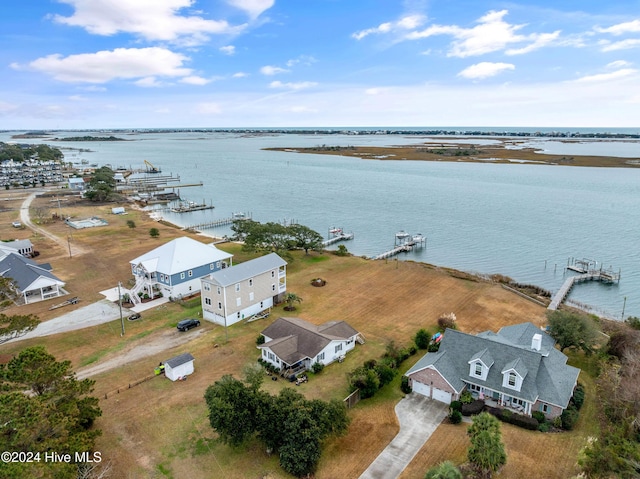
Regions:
[[412, 380, 431, 397], [432, 388, 452, 404]]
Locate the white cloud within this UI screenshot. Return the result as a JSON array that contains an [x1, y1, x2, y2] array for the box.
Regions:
[[573, 68, 637, 83], [53, 0, 243, 45], [599, 38, 640, 52], [135, 77, 165, 87], [180, 75, 211, 85], [406, 10, 560, 58], [269, 81, 318, 90], [286, 55, 317, 67], [68, 95, 87, 101], [220, 45, 236, 55], [232, 72, 249, 78], [458, 62, 515, 79], [196, 102, 223, 114], [353, 14, 426, 40], [260, 65, 289, 75], [365, 87, 390, 95], [595, 19, 640, 36], [288, 105, 318, 113], [226, 0, 274, 19], [607, 60, 632, 69], [22, 47, 192, 84]]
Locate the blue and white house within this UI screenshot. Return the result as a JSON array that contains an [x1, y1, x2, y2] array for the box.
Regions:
[[129, 237, 232, 304]]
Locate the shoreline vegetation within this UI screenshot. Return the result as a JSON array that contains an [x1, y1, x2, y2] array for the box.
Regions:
[[266, 142, 640, 168]]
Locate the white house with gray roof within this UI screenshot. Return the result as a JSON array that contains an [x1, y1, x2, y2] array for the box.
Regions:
[[258, 317, 360, 376], [0, 252, 66, 304], [201, 253, 287, 326], [129, 237, 233, 304], [405, 322, 580, 419]]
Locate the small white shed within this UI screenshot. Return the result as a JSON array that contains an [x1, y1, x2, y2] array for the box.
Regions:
[[164, 353, 194, 381], [111, 207, 125, 215]]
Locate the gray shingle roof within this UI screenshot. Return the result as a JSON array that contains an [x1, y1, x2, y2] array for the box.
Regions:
[[206, 253, 286, 287], [165, 352, 194, 368], [0, 253, 62, 291], [406, 322, 580, 408]]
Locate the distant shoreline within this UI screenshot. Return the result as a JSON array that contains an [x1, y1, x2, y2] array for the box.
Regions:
[[266, 142, 640, 168]]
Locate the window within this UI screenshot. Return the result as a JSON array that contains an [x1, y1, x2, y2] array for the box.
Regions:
[[335, 344, 343, 353], [204, 283, 210, 291], [180, 272, 185, 279], [216, 261, 221, 269], [205, 298, 211, 305], [539, 403, 549, 413], [508, 372, 516, 387], [218, 302, 222, 310], [188, 270, 193, 277], [210, 263, 214, 270], [235, 283, 240, 292], [249, 292, 254, 301], [272, 284, 276, 291], [469, 384, 482, 392], [249, 278, 253, 287], [217, 287, 221, 295], [317, 352, 325, 361], [271, 271, 275, 278], [237, 312, 241, 319], [236, 297, 241, 307], [160, 274, 164, 281], [475, 363, 483, 376], [260, 301, 264, 308]]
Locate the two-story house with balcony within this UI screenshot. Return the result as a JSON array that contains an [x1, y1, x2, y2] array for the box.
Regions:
[[200, 252, 287, 327], [129, 237, 232, 304]]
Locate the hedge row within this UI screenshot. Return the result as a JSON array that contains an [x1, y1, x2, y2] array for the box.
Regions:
[[485, 406, 539, 431]]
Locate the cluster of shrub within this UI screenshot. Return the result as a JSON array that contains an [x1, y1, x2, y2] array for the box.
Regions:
[[447, 383, 586, 432], [257, 357, 280, 375], [348, 341, 416, 399]]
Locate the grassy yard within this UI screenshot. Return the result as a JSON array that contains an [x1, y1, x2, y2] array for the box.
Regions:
[[0, 191, 596, 478]]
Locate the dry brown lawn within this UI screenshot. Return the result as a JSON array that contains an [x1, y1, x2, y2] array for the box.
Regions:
[[0, 190, 592, 479]]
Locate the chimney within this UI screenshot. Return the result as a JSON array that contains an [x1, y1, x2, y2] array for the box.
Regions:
[[531, 333, 542, 351]]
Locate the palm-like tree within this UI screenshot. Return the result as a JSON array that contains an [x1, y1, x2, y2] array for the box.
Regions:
[[284, 292, 303, 311]]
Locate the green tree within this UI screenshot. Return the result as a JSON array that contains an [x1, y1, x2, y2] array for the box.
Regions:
[[0, 313, 39, 343], [84, 166, 117, 202], [0, 347, 102, 479], [546, 310, 600, 353], [284, 292, 303, 311], [348, 366, 380, 398], [415, 328, 431, 349], [126, 219, 136, 229], [335, 244, 349, 256], [425, 460, 463, 479], [149, 227, 160, 238], [203, 375, 263, 446], [467, 412, 506, 478], [288, 224, 324, 255]]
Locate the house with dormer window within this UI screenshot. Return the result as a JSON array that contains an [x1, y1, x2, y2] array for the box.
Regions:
[[405, 322, 580, 419]]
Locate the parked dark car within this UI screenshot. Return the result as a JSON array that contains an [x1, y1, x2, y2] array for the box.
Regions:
[[177, 318, 200, 331], [128, 313, 142, 321]]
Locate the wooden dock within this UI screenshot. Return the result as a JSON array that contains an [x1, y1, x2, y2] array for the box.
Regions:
[[322, 232, 354, 246], [170, 201, 215, 213], [548, 259, 621, 310], [372, 244, 413, 260], [184, 213, 252, 232]]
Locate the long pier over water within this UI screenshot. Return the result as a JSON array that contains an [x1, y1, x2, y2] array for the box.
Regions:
[[548, 258, 620, 311]]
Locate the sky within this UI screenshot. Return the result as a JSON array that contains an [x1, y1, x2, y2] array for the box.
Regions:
[[1, 0, 640, 129]]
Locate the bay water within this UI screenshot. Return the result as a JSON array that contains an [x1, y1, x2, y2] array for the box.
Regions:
[[5, 130, 640, 319]]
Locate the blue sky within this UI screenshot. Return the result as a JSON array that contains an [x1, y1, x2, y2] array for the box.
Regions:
[[1, 0, 640, 129]]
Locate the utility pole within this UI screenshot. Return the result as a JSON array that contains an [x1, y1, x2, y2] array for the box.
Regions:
[[67, 235, 72, 258], [621, 296, 627, 321], [118, 282, 125, 336]]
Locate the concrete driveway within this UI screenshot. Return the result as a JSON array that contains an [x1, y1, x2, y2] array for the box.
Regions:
[[359, 393, 449, 479]]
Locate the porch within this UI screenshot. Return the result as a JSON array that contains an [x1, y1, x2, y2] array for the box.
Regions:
[[469, 385, 531, 416]]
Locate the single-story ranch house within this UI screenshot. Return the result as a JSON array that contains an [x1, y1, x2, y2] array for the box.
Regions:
[[0, 251, 66, 304], [259, 317, 360, 377], [129, 237, 232, 304], [201, 252, 287, 327], [405, 322, 580, 419]]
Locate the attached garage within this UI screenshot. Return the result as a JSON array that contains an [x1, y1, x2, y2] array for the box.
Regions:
[[411, 379, 453, 404]]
